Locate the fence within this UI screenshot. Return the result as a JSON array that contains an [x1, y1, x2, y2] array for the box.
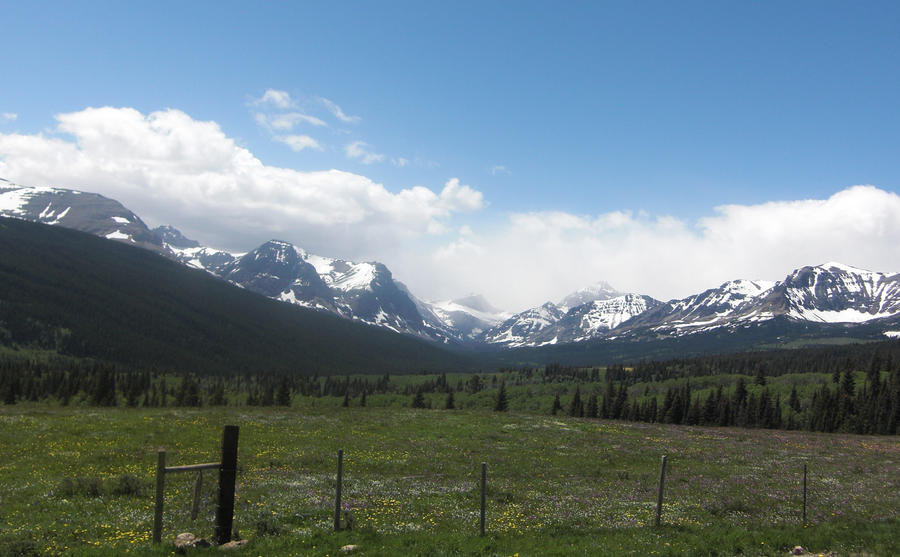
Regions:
[[152, 433, 819, 543], [152, 425, 239, 544]]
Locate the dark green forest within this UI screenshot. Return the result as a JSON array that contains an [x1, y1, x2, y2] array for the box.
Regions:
[[3, 335, 900, 435], [0, 217, 472, 375]]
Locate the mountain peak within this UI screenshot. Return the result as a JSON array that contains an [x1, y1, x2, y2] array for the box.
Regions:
[[558, 281, 620, 309], [153, 225, 200, 249]]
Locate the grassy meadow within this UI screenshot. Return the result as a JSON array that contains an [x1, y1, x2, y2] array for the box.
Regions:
[[1, 404, 899, 556]]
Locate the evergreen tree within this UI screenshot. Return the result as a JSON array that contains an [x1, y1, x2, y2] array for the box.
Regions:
[[550, 393, 562, 415], [276, 378, 291, 406], [586, 393, 598, 418], [493, 382, 509, 412], [444, 391, 455, 410], [788, 385, 801, 412], [568, 386, 583, 417], [209, 383, 227, 406], [411, 391, 426, 408], [261, 384, 275, 406]]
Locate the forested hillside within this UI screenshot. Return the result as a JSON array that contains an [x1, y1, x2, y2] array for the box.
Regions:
[[0, 217, 472, 375]]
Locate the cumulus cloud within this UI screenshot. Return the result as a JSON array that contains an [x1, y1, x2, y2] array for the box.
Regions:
[[438, 178, 484, 212], [345, 141, 384, 164], [420, 186, 900, 311], [319, 97, 360, 123], [392, 157, 409, 167], [1, 113, 16, 122], [0, 106, 484, 259], [490, 164, 511, 176], [276, 135, 322, 152], [2, 107, 897, 314]]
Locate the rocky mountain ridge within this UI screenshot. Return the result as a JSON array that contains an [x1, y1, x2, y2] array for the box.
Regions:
[[4, 178, 900, 349]]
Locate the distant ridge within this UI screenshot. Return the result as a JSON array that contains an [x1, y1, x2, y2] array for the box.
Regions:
[[4, 178, 900, 357]]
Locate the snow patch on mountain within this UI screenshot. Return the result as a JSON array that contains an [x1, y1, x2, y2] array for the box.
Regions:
[[0, 186, 37, 214], [575, 294, 659, 334], [430, 298, 509, 327], [105, 230, 134, 242], [789, 307, 898, 323]]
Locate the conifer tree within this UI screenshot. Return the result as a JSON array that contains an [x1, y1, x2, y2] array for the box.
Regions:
[[444, 391, 455, 410], [493, 381, 509, 412], [568, 386, 583, 417], [788, 385, 801, 412], [276, 378, 291, 406], [586, 393, 598, 418], [551, 393, 562, 415], [411, 390, 426, 408]]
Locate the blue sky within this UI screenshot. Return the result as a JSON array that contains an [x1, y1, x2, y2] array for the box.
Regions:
[[2, 1, 900, 309]]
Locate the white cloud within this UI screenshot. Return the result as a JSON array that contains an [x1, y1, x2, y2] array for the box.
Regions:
[[392, 157, 409, 167], [345, 141, 384, 164], [0, 106, 484, 261], [421, 186, 900, 311], [490, 164, 511, 176], [3, 108, 897, 315], [256, 112, 327, 131], [277, 135, 322, 152], [255, 89, 294, 109], [319, 97, 360, 123], [1, 113, 16, 122], [438, 178, 484, 212]]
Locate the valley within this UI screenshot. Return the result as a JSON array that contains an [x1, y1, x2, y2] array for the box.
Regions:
[[1, 404, 898, 556]]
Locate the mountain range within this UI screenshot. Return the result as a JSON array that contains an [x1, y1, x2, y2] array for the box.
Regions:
[[3, 177, 900, 356]]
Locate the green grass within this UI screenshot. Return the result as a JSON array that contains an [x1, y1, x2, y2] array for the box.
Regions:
[[1, 405, 898, 556]]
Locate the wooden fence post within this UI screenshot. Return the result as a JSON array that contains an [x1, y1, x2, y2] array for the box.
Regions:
[[334, 449, 344, 531], [480, 462, 487, 536], [802, 463, 807, 525], [152, 450, 166, 543], [655, 455, 667, 527], [191, 470, 203, 521], [213, 425, 239, 545]]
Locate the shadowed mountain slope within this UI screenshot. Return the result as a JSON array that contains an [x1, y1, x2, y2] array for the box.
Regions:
[[0, 217, 474, 375]]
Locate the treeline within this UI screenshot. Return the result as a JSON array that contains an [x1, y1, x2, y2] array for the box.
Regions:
[[4, 336, 900, 435], [548, 366, 900, 435], [617, 340, 900, 382], [0, 354, 395, 408]]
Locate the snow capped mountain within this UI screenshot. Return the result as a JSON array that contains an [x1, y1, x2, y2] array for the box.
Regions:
[[166, 237, 455, 341], [625, 279, 778, 335], [426, 294, 511, 340], [5, 178, 900, 350], [479, 302, 568, 347], [479, 263, 900, 347], [762, 262, 900, 323], [0, 178, 163, 251], [621, 264, 900, 337], [558, 294, 663, 342], [479, 291, 660, 347], [558, 281, 621, 310]]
